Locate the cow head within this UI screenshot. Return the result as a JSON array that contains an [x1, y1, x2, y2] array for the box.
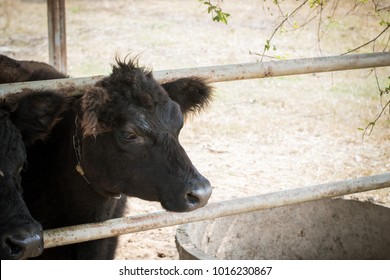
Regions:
[[0, 90, 67, 259], [76, 59, 213, 212]]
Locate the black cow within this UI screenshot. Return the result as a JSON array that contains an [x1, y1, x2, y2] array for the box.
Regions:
[[0, 54, 67, 84], [0, 90, 68, 259], [17, 58, 213, 259]]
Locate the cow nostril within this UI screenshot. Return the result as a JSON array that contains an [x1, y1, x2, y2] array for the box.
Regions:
[[5, 236, 24, 257], [185, 192, 201, 205], [185, 185, 212, 208]]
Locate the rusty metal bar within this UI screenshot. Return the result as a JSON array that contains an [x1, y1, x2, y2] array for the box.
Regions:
[[1, 52, 389, 96], [47, 0, 67, 74], [43, 173, 390, 248]]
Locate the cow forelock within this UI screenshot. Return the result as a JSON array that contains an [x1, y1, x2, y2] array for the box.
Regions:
[[80, 86, 111, 137], [80, 59, 172, 138], [100, 58, 169, 106]]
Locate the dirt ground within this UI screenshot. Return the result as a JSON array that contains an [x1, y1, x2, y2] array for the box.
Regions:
[[1, 0, 389, 259]]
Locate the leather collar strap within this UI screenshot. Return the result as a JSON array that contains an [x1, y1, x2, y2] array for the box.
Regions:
[[72, 116, 121, 200]]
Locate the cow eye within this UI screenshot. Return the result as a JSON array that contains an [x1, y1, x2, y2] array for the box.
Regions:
[[120, 130, 138, 142]]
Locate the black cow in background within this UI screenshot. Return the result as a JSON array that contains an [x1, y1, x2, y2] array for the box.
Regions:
[[1, 54, 67, 259], [0, 54, 66, 84], [0, 90, 68, 259]]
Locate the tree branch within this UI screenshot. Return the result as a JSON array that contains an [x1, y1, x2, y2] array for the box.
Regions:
[[362, 99, 390, 138], [342, 25, 390, 55], [259, 0, 309, 61]]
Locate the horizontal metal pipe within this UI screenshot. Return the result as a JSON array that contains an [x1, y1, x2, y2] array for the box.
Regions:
[[1, 52, 389, 96], [43, 173, 390, 248]]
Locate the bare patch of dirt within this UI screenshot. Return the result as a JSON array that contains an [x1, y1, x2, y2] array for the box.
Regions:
[[1, 0, 389, 259]]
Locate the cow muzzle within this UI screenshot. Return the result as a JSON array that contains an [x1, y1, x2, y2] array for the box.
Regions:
[[184, 183, 212, 211], [1, 224, 43, 260], [162, 177, 212, 212]]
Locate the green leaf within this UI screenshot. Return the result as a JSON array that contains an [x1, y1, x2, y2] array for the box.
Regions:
[[264, 40, 271, 51], [202, 0, 230, 25]]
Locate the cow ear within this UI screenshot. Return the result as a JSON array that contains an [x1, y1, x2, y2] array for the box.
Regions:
[[80, 86, 110, 138], [3, 90, 68, 145], [161, 77, 213, 115]]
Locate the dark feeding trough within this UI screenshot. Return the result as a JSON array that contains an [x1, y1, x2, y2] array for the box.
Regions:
[[175, 198, 390, 260]]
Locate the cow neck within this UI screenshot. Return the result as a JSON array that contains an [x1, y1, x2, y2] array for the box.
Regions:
[[72, 115, 121, 200]]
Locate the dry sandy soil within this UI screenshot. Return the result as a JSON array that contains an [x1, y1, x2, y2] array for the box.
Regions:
[[1, 0, 389, 259]]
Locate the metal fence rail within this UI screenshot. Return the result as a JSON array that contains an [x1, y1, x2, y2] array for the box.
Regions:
[[44, 173, 390, 248], [1, 52, 389, 96]]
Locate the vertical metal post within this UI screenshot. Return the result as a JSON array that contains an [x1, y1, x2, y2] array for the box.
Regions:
[[47, 0, 67, 74]]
